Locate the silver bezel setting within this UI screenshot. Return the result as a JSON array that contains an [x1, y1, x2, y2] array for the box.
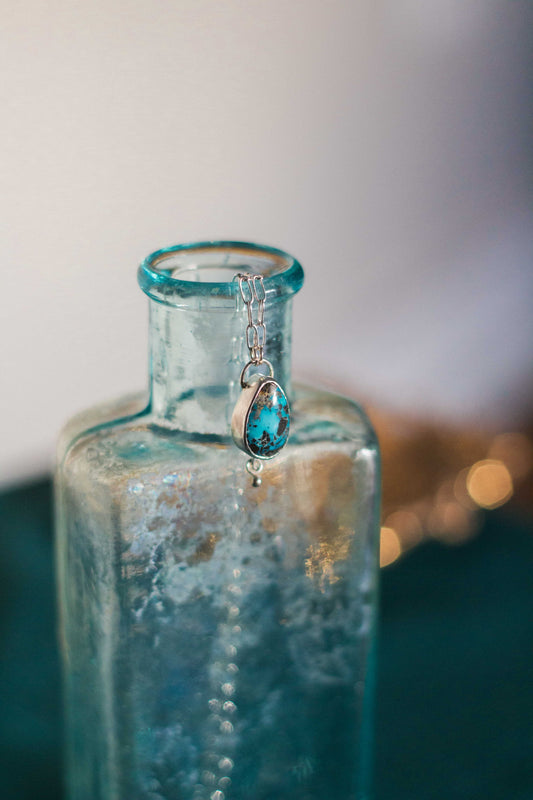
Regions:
[[231, 375, 288, 460]]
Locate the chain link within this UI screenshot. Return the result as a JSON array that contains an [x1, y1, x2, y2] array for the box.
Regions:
[[237, 273, 267, 364]]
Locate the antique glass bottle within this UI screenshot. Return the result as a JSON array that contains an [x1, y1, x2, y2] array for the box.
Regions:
[[55, 242, 380, 800]]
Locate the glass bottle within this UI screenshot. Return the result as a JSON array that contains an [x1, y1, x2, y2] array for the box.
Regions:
[[55, 242, 380, 800]]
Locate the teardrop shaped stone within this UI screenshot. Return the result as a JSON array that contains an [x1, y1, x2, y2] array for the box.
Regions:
[[245, 381, 290, 458]]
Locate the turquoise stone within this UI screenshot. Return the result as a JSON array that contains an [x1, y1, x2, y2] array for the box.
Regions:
[[246, 381, 290, 458]]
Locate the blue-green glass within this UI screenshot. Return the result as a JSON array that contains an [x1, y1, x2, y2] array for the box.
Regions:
[[55, 242, 380, 800]]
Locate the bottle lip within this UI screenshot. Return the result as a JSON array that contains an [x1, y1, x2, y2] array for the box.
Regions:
[[138, 240, 304, 308]]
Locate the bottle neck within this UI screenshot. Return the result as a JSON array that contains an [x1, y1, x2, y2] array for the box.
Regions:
[[148, 296, 294, 435]]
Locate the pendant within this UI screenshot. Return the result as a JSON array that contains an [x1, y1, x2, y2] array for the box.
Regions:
[[232, 273, 290, 486], [231, 374, 290, 460]]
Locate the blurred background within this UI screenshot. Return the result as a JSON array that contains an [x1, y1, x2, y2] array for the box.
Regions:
[[1, 2, 532, 799]]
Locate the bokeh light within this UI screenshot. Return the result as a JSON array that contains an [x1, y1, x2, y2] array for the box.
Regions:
[[466, 459, 513, 510], [380, 527, 402, 567]]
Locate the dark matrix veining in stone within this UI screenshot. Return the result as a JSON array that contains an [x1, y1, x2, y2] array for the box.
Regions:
[[245, 381, 290, 458]]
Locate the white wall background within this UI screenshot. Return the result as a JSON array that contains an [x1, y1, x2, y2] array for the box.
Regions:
[[1, 0, 532, 486]]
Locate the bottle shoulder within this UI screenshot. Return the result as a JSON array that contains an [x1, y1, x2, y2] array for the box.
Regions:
[[57, 383, 378, 486], [293, 382, 378, 451], [57, 392, 148, 468]]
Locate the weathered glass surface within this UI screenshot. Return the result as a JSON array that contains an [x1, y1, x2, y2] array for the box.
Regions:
[[56, 243, 380, 800]]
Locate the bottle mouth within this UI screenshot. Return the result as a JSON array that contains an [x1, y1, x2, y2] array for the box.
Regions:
[[138, 241, 304, 308]]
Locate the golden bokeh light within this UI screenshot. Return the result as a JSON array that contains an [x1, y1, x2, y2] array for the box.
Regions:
[[466, 459, 513, 510], [380, 526, 402, 568]]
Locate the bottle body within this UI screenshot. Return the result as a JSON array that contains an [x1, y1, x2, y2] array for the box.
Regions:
[[57, 386, 379, 800], [56, 242, 380, 800]]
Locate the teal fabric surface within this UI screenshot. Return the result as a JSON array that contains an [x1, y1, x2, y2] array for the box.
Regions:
[[1, 478, 532, 800], [374, 510, 533, 800], [0, 480, 61, 800]]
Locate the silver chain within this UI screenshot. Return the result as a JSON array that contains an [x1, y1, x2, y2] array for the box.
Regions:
[[237, 273, 266, 365]]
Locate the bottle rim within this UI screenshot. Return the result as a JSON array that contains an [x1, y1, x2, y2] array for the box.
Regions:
[[138, 240, 304, 308]]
